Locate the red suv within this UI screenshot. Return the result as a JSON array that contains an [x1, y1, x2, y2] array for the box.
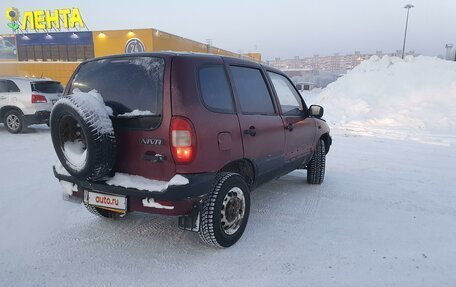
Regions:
[[51, 53, 331, 247]]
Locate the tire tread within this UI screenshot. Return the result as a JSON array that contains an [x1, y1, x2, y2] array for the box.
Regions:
[[199, 172, 243, 248], [307, 139, 326, 184]]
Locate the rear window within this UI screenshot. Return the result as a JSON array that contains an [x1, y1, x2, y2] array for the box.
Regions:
[[69, 57, 164, 116], [31, 81, 63, 94]]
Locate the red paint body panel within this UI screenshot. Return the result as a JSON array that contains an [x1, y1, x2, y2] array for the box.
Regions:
[[112, 56, 175, 181], [170, 56, 244, 174], [282, 116, 317, 161]]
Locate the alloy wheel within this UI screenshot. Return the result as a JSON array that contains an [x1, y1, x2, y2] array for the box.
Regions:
[[6, 114, 20, 131]]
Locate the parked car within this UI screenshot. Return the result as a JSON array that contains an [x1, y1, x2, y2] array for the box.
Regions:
[[295, 82, 315, 92], [0, 39, 16, 58], [0, 77, 63, 133], [51, 53, 332, 247]]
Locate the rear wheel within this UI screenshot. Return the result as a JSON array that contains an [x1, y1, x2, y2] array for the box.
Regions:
[[4, 110, 24, 134], [199, 172, 250, 248], [84, 202, 126, 219], [307, 139, 326, 184]]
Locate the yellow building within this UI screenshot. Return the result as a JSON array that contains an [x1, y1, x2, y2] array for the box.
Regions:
[[0, 28, 261, 85]]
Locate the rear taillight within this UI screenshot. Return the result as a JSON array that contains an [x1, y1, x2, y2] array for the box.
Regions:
[[31, 94, 47, 103], [170, 117, 196, 164]]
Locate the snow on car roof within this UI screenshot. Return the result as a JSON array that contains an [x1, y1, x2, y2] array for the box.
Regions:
[[0, 76, 57, 83]]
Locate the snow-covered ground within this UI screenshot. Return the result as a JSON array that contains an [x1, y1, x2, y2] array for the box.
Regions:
[[1, 124, 455, 287]]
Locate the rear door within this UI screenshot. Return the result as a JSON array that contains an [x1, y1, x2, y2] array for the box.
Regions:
[[0, 80, 21, 107], [169, 56, 244, 175], [227, 64, 285, 184], [267, 71, 316, 163], [0, 80, 9, 106], [67, 56, 175, 181]]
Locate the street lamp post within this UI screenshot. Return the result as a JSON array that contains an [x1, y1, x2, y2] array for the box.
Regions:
[[205, 39, 213, 53], [401, 4, 414, 59]]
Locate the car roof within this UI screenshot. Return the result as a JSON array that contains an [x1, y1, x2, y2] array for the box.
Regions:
[[0, 76, 60, 83], [82, 51, 248, 63], [81, 52, 281, 74]]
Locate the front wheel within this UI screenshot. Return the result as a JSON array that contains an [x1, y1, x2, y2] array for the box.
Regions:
[[199, 172, 250, 248], [307, 139, 326, 184]]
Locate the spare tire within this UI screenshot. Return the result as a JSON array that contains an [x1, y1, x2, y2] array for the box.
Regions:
[[50, 90, 117, 181]]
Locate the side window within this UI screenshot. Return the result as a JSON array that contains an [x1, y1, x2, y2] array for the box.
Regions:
[[230, 66, 275, 114], [268, 72, 303, 114], [7, 80, 20, 92], [0, 80, 7, 93], [199, 65, 234, 113]]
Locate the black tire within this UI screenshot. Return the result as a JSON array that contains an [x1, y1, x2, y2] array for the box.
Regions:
[[84, 202, 126, 219], [307, 139, 326, 184], [199, 172, 250, 248], [3, 110, 24, 134], [50, 93, 117, 181]]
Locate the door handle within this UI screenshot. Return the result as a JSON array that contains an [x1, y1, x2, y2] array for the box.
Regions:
[[243, 126, 256, 136], [143, 153, 167, 163], [0, 96, 6, 100], [285, 122, 293, 131]]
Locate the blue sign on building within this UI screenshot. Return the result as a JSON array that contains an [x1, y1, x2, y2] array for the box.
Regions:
[[16, 31, 93, 46], [15, 31, 94, 61]]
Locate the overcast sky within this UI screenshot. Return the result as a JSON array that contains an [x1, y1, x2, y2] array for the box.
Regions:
[[1, 0, 453, 60]]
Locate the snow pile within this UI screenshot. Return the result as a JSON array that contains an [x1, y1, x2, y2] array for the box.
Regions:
[[106, 173, 189, 192], [53, 89, 114, 135], [142, 198, 174, 210], [55, 159, 190, 193], [117, 109, 154, 117], [313, 56, 456, 134], [63, 141, 87, 169], [59, 181, 77, 196], [54, 161, 70, 176]]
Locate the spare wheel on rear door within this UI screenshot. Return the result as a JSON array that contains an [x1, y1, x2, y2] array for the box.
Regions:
[[50, 90, 117, 181]]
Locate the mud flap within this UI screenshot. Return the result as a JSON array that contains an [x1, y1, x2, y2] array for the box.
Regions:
[[178, 205, 200, 232]]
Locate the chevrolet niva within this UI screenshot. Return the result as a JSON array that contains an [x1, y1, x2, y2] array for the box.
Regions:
[[51, 52, 331, 247]]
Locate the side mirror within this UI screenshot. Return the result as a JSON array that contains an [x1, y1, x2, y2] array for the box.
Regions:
[[309, 105, 324, 118]]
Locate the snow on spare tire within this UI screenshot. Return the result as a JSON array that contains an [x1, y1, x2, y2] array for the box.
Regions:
[[51, 89, 117, 181]]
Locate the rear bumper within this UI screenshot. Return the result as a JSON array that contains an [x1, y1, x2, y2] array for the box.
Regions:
[[53, 167, 215, 216], [24, 111, 50, 125]]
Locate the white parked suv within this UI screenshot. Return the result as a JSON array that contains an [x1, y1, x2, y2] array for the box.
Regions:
[[0, 77, 63, 133]]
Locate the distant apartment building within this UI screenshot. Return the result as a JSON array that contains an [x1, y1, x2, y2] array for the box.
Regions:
[[267, 50, 417, 88], [268, 50, 417, 74], [445, 44, 455, 61]]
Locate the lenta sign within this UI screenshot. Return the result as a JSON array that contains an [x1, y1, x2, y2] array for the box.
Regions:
[[5, 7, 85, 32]]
